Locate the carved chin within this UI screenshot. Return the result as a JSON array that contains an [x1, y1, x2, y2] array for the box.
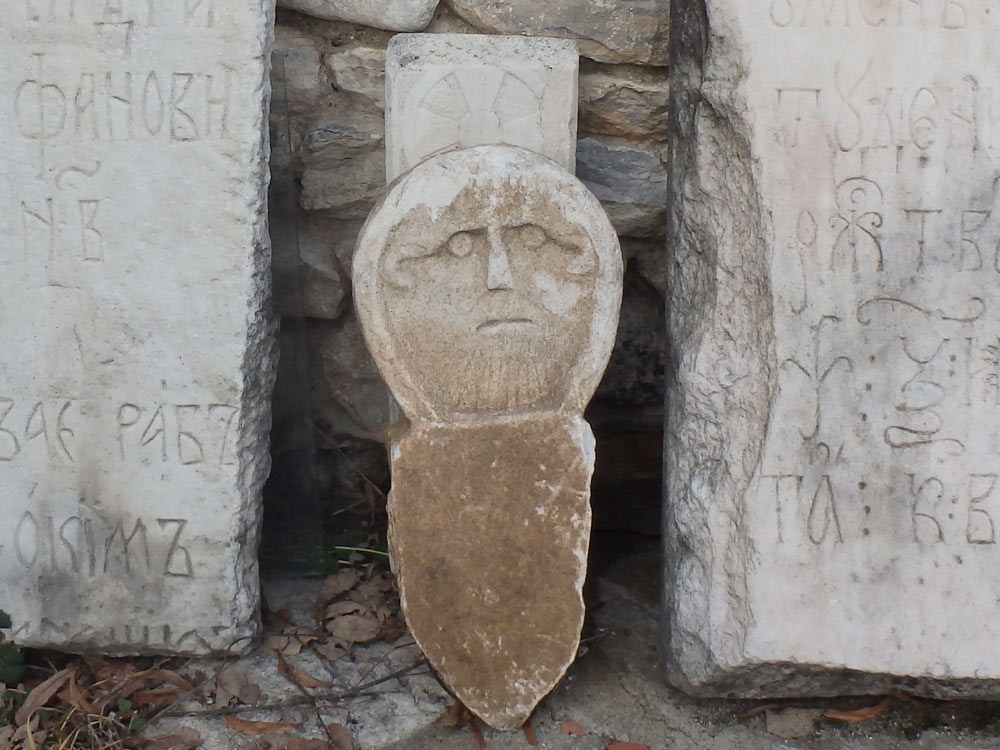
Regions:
[[386, 322, 585, 416]]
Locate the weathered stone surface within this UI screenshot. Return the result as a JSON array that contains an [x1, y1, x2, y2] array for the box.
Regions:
[[273, 25, 325, 115], [273, 215, 349, 320], [0, 1, 275, 654], [277, 0, 439, 31], [300, 110, 385, 217], [577, 137, 667, 238], [354, 146, 622, 728], [390, 418, 594, 728], [385, 34, 579, 181], [621, 237, 667, 295], [327, 46, 386, 108], [445, 0, 669, 65], [579, 62, 669, 140], [595, 268, 665, 409], [314, 317, 393, 442], [665, 0, 1000, 698]]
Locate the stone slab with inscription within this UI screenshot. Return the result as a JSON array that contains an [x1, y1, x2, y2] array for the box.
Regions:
[[385, 34, 579, 181], [354, 145, 622, 728], [0, 0, 275, 655], [664, 0, 1000, 697]]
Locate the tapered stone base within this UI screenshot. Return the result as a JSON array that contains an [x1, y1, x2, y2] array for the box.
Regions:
[[389, 415, 594, 730]]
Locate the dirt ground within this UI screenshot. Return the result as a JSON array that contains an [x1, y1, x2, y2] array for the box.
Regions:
[[122, 533, 1000, 750]]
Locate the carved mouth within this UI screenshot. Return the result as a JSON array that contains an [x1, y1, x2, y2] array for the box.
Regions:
[[476, 318, 535, 333]]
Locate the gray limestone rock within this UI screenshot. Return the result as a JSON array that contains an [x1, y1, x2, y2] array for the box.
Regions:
[[445, 0, 670, 65], [579, 62, 669, 141], [277, 0, 439, 31], [300, 112, 385, 217], [577, 136, 667, 239]]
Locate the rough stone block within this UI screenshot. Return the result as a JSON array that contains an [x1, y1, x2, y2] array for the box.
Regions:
[[577, 136, 667, 239], [665, 0, 1000, 697], [354, 146, 622, 728], [277, 0, 439, 32], [0, 1, 275, 655], [447, 0, 669, 66], [579, 62, 669, 141], [385, 34, 579, 181]]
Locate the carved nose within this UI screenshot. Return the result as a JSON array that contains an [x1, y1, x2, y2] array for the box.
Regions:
[[486, 227, 514, 291]]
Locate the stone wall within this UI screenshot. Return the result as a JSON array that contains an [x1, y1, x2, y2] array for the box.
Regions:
[[267, 1, 668, 515]]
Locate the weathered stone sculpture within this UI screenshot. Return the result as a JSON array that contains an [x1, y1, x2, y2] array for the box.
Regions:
[[0, 1, 274, 654], [665, 0, 1000, 697], [354, 145, 622, 728]]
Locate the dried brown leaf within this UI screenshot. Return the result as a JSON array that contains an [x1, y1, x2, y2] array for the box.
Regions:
[[142, 669, 194, 692], [284, 740, 330, 750], [823, 698, 891, 723], [264, 635, 304, 656], [57, 669, 95, 714], [215, 668, 262, 707], [325, 601, 365, 618], [323, 569, 362, 598], [325, 613, 381, 644], [606, 743, 650, 750], [560, 720, 586, 737], [326, 723, 354, 750], [132, 688, 180, 709], [141, 728, 204, 750], [0, 725, 13, 750], [313, 642, 349, 662], [277, 660, 333, 690], [522, 719, 538, 746], [15, 668, 74, 726], [223, 715, 296, 736]]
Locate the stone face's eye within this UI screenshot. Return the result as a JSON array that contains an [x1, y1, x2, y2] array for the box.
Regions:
[[446, 230, 480, 258], [507, 224, 549, 250]]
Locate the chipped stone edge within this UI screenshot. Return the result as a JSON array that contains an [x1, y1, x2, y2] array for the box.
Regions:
[[661, 0, 775, 695], [227, 0, 279, 659]]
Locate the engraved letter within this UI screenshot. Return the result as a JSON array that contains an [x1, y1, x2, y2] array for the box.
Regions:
[[175, 405, 204, 465], [117, 403, 141, 459], [158, 518, 194, 577], [960, 210, 989, 271], [169, 73, 198, 141], [967, 474, 997, 544], [78, 200, 104, 261], [0, 399, 21, 461]]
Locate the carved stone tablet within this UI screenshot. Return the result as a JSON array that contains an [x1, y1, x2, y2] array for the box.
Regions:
[[665, 1, 1000, 696], [354, 145, 622, 728], [0, 1, 274, 655], [385, 34, 579, 181]]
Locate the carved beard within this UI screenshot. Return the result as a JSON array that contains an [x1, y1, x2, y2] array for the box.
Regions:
[[387, 321, 588, 416]]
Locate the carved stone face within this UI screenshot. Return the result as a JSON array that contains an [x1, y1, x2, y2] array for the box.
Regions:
[[354, 146, 622, 421]]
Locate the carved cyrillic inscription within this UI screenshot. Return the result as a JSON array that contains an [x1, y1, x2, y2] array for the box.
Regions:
[[15, 54, 234, 172], [20, 0, 218, 27], [0, 510, 195, 578], [776, 71, 999, 153], [769, 0, 977, 29], [117, 402, 239, 466]]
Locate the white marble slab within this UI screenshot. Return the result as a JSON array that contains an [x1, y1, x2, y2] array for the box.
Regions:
[[0, 0, 275, 655]]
